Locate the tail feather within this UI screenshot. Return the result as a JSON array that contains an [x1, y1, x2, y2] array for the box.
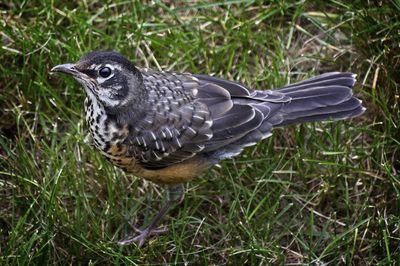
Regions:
[[278, 72, 356, 92], [279, 103, 365, 126], [199, 72, 364, 162], [274, 72, 364, 126]]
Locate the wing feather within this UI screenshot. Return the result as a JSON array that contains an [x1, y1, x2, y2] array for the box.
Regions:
[[128, 71, 291, 167]]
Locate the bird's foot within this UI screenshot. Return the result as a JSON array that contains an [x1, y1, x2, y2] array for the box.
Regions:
[[117, 225, 168, 247], [118, 184, 184, 247]]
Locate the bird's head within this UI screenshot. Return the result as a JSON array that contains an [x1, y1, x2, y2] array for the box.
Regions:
[[51, 51, 145, 112]]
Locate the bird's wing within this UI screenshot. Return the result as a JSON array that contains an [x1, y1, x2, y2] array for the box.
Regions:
[[193, 74, 290, 159], [127, 70, 291, 169], [125, 70, 214, 169]]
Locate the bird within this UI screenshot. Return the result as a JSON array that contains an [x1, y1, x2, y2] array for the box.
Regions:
[[51, 51, 365, 247]]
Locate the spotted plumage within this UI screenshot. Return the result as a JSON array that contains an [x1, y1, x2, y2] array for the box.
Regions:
[[51, 51, 365, 246]]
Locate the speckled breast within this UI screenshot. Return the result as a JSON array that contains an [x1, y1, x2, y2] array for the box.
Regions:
[[84, 96, 139, 172], [83, 96, 210, 185]]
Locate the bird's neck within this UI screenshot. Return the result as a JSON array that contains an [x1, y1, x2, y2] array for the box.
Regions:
[[104, 80, 149, 126], [83, 88, 149, 153]]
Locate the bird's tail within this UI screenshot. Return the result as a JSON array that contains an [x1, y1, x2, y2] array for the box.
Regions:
[[275, 72, 365, 126]]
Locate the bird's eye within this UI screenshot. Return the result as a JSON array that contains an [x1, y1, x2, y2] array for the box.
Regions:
[[99, 67, 112, 78]]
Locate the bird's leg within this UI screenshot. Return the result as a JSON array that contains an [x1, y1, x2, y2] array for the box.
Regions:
[[118, 183, 184, 247]]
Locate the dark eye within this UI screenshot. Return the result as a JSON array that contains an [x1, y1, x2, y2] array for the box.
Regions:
[[99, 67, 112, 78]]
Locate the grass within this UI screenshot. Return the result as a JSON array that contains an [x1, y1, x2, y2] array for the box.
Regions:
[[1, 0, 399, 264]]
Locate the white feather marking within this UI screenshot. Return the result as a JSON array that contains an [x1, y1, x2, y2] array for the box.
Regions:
[[150, 132, 157, 141], [155, 141, 160, 150], [197, 110, 209, 114], [204, 133, 213, 139], [187, 126, 197, 135], [204, 120, 213, 127], [160, 142, 166, 152], [152, 151, 162, 161], [175, 137, 182, 148], [165, 128, 173, 138], [141, 137, 147, 147], [171, 113, 180, 118]]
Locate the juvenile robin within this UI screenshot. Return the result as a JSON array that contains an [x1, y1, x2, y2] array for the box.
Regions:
[[51, 51, 365, 246]]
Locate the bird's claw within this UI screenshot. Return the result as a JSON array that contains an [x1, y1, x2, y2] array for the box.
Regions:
[[117, 225, 168, 247]]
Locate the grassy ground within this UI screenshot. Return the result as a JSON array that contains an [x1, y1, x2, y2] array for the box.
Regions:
[[1, 0, 399, 264]]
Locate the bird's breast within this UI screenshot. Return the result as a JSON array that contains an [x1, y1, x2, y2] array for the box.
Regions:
[[83, 97, 210, 184], [84, 97, 129, 158]]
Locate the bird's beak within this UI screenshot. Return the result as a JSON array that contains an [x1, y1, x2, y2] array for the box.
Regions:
[[50, 63, 78, 75]]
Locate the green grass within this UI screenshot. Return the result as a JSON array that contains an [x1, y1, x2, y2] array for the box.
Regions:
[[1, 0, 399, 264]]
